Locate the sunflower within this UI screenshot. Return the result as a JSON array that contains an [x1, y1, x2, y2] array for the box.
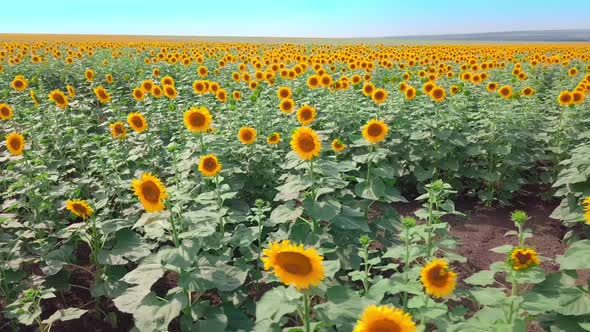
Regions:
[[65, 199, 93, 219], [420, 259, 457, 298], [353, 305, 416, 332], [290, 126, 321, 160], [400, 86, 414, 101], [216, 89, 227, 103], [161, 75, 175, 86], [421, 82, 434, 96], [109, 122, 127, 139], [198, 65, 208, 77], [238, 126, 257, 144], [331, 139, 346, 153], [279, 98, 295, 114], [209, 82, 220, 93], [277, 86, 292, 100], [5, 132, 25, 156], [141, 80, 154, 93], [192, 80, 207, 94], [568, 67, 578, 76], [48, 89, 69, 108], [320, 74, 333, 88], [521, 87, 535, 97], [198, 154, 222, 177], [152, 85, 163, 98], [450, 85, 459, 94], [362, 119, 388, 144], [486, 82, 499, 92], [297, 104, 316, 125], [430, 86, 446, 102], [164, 85, 177, 99], [106, 74, 113, 84], [85, 69, 94, 82], [267, 132, 281, 145], [66, 85, 76, 98], [11, 75, 28, 91], [371, 88, 388, 104], [232, 90, 241, 100], [261, 240, 324, 289], [183, 106, 212, 133], [362, 83, 375, 96], [582, 197, 590, 224], [127, 112, 148, 133], [498, 85, 513, 99], [510, 247, 540, 270], [0, 103, 14, 120], [399, 82, 408, 92], [94, 86, 111, 103], [131, 173, 168, 212], [572, 91, 585, 104], [307, 75, 320, 89], [558, 90, 573, 105]]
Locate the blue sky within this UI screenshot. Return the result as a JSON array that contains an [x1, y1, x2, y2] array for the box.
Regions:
[[1, 0, 588, 38]]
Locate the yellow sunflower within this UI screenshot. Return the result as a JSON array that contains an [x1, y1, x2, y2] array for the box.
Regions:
[[152, 85, 163, 98], [521, 87, 535, 97], [232, 90, 241, 100], [296, 104, 316, 125], [428, 86, 445, 102], [106, 73, 113, 84], [510, 248, 540, 270], [558, 90, 573, 105], [66, 85, 76, 98], [238, 126, 257, 145], [216, 88, 228, 103], [65, 199, 94, 219], [487, 82, 499, 92], [132, 88, 145, 101], [164, 85, 177, 99], [420, 259, 457, 298], [353, 305, 416, 332], [198, 154, 222, 177], [85, 69, 94, 82], [11, 75, 28, 91], [331, 139, 346, 153], [261, 240, 324, 289], [267, 132, 281, 145], [498, 85, 513, 99], [5, 132, 25, 156], [279, 98, 295, 114], [405, 86, 416, 100], [362, 83, 375, 96], [362, 119, 389, 144], [0, 103, 14, 121], [127, 112, 148, 133], [277, 86, 292, 100], [161, 75, 175, 87], [109, 122, 127, 140], [582, 197, 590, 224], [94, 86, 111, 104], [371, 88, 388, 104], [48, 89, 69, 108], [291, 126, 321, 160], [572, 91, 585, 105], [141, 80, 154, 93], [307, 75, 320, 89], [183, 107, 212, 133], [131, 173, 168, 212]]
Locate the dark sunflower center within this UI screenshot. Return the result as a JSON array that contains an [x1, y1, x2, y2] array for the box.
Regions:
[[334, 141, 342, 148], [367, 123, 383, 137], [301, 109, 312, 120], [1, 107, 9, 116], [515, 252, 532, 264], [280, 90, 289, 98], [573, 93, 582, 102], [114, 125, 124, 135], [189, 113, 205, 127], [276, 252, 312, 275], [561, 94, 571, 102], [282, 101, 293, 111], [203, 157, 217, 171], [241, 131, 253, 141], [141, 181, 161, 203], [166, 87, 175, 95], [374, 91, 384, 100], [369, 319, 401, 332], [425, 85, 433, 93], [297, 133, 316, 152], [14, 80, 23, 88], [433, 89, 443, 99], [310, 78, 318, 85], [134, 90, 143, 98], [9, 138, 21, 150], [427, 265, 449, 287], [131, 116, 143, 128], [53, 94, 65, 104], [144, 82, 152, 90], [407, 89, 414, 97], [72, 203, 87, 214], [98, 90, 108, 99]]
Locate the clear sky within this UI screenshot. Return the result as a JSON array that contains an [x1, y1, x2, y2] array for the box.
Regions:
[[1, 0, 588, 38]]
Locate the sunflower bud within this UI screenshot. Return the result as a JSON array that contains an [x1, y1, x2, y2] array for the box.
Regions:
[[402, 216, 416, 228], [511, 210, 528, 225], [359, 234, 371, 247]]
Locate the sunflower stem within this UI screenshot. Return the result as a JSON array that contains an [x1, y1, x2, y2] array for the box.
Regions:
[[402, 226, 411, 310], [302, 292, 311, 332], [507, 272, 519, 324], [215, 174, 224, 237], [308, 159, 317, 201], [425, 191, 434, 261]]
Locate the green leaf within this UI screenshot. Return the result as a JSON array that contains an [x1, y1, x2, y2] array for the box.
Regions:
[[121, 255, 165, 288], [470, 287, 507, 306], [489, 244, 513, 254], [314, 286, 374, 331], [254, 286, 301, 331], [303, 198, 341, 221], [556, 240, 590, 270], [268, 202, 303, 226], [332, 206, 370, 232], [464, 270, 496, 286], [42, 308, 88, 325], [98, 229, 154, 265], [179, 258, 247, 292]]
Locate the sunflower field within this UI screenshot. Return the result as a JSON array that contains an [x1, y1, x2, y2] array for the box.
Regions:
[[1, 37, 590, 332]]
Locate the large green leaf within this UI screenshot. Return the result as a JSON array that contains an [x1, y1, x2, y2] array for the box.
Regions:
[[556, 240, 590, 270], [254, 286, 301, 332]]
